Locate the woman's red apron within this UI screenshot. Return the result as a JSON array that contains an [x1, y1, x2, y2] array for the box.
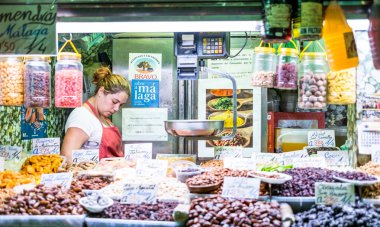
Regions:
[[86, 101, 123, 159]]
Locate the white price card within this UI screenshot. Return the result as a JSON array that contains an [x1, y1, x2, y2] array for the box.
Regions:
[[0, 146, 22, 161], [371, 146, 380, 164], [120, 183, 157, 204], [136, 159, 168, 178], [72, 149, 99, 164], [281, 150, 309, 165], [317, 150, 349, 166], [223, 158, 256, 170], [40, 172, 73, 190], [124, 143, 152, 160], [0, 157, 4, 171], [292, 157, 327, 168], [308, 130, 335, 147], [222, 177, 260, 199], [32, 138, 60, 155], [253, 153, 282, 165], [315, 182, 355, 205], [214, 146, 243, 160]]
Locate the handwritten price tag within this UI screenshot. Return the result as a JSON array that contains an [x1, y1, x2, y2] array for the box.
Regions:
[[222, 177, 260, 199], [0, 146, 22, 161], [0, 157, 4, 171], [214, 147, 243, 160], [120, 183, 157, 204], [32, 138, 60, 155], [317, 151, 349, 166], [40, 172, 73, 190], [72, 149, 99, 164], [124, 143, 152, 160], [371, 147, 380, 164], [315, 182, 355, 205], [253, 153, 282, 165], [308, 130, 335, 147], [281, 150, 309, 165], [224, 158, 256, 170], [135, 159, 168, 178], [292, 157, 327, 168]]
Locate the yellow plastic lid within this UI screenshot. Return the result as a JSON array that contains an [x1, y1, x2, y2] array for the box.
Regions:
[[57, 52, 81, 60], [255, 47, 276, 54], [300, 52, 326, 58], [279, 48, 298, 56], [24, 56, 51, 62]]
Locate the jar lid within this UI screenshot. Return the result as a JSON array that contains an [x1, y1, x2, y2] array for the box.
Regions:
[[24, 56, 51, 62], [0, 56, 23, 62], [57, 52, 81, 60], [300, 52, 326, 58], [279, 48, 298, 56], [254, 47, 275, 54]]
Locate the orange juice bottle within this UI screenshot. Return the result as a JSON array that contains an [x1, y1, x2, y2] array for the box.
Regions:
[[322, 1, 359, 71]]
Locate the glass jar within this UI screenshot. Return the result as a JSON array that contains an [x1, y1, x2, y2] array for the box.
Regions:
[[298, 52, 328, 109], [262, 0, 292, 43], [251, 47, 276, 88], [327, 68, 356, 104], [300, 0, 323, 40], [274, 48, 298, 90], [24, 56, 51, 108], [55, 52, 83, 108], [0, 57, 24, 106]]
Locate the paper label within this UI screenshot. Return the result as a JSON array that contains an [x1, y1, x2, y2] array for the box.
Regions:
[[135, 159, 168, 178], [214, 146, 243, 160], [32, 138, 60, 154], [222, 177, 260, 199], [72, 149, 99, 164], [40, 172, 73, 190], [253, 153, 282, 165], [0, 157, 4, 171], [317, 151, 349, 166], [308, 130, 336, 147], [124, 143, 152, 160], [315, 182, 355, 205], [121, 183, 157, 204], [281, 150, 309, 165], [292, 157, 327, 168], [223, 158, 256, 170], [0, 146, 22, 161]]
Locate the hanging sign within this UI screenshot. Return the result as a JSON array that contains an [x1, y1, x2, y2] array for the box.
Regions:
[[214, 146, 243, 159], [222, 177, 260, 199], [317, 150, 349, 166], [0, 4, 57, 55], [124, 143, 152, 160], [135, 159, 168, 178], [40, 172, 73, 190], [0, 146, 22, 160], [31, 138, 60, 154], [72, 149, 99, 164], [223, 158, 256, 170], [315, 182, 355, 205], [120, 183, 157, 204], [308, 130, 335, 147], [129, 53, 162, 80]]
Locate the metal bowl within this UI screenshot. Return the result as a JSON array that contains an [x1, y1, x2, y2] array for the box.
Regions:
[[165, 120, 224, 137]]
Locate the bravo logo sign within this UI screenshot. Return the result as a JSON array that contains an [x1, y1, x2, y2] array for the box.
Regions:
[[129, 53, 162, 81]]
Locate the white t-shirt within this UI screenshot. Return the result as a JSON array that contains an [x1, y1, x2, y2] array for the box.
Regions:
[[65, 107, 102, 149]]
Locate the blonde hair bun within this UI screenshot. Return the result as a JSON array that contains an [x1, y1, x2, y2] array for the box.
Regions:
[[92, 67, 112, 85]]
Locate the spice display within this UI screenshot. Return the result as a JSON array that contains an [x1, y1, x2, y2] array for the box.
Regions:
[[251, 46, 276, 87], [298, 72, 327, 109], [327, 69, 356, 104], [187, 196, 282, 226], [210, 89, 239, 97], [71, 176, 113, 191], [210, 132, 247, 147], [209, 111, 245, 128], [200, 160, 224, 168], [0, 184, 85, 215], [20, 154, 64, 180], [0, 57, 24, 106], [0, 171, 34, 189], [294, 202, 380, 226], [99, 201, 178, 221], [262, 0, 292, 43], [24, 57, 51, 108], [274, 47, 298, 90]]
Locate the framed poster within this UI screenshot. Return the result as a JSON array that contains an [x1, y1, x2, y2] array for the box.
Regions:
[[198, 79, 263, 158]]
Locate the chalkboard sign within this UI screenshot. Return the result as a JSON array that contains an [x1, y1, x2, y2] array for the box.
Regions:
[[0, 4, 57, 55]]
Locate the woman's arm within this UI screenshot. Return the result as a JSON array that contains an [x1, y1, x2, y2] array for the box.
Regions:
[[61, 127, 89, 164]]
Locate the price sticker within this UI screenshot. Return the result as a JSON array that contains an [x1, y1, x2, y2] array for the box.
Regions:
[[135, 159, 168, 178], [214, 147, 243, 160], [120, 183, 157, 204], [72, 149, 99, 164], [317, 151, 349, 166], [32, 138, 60, 155], [315, 182, 355, 205], [308, 130, 335, 147], [223, 158, 256, 170], [40, 172, 73, 190], [222, 177, 260, 199], [124, 143, 152, 160]]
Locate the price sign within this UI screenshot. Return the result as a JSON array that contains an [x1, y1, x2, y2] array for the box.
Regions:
[[253, 153, 282, 165], [0, 4, 57, 55], [32, 138, 60, 154], [0, 157, 4, 171], [222, 177, 260, 199], [223, 158, 256, 170], [121, 183, 157, 204], [124, 143, 152, 160], [135, 159, 168, 178], [315, 182, 355, 205], [317, 151, 349, 166], [281, 150, 309, 165], [0, 146, 22, 161], [308, 130, 335, 147], [72, 149, 99, 164], [371, 146, 380, 164], [40, 172, 73, 190], [214, 147, 243, 159], [293, 157, 327, 168]]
